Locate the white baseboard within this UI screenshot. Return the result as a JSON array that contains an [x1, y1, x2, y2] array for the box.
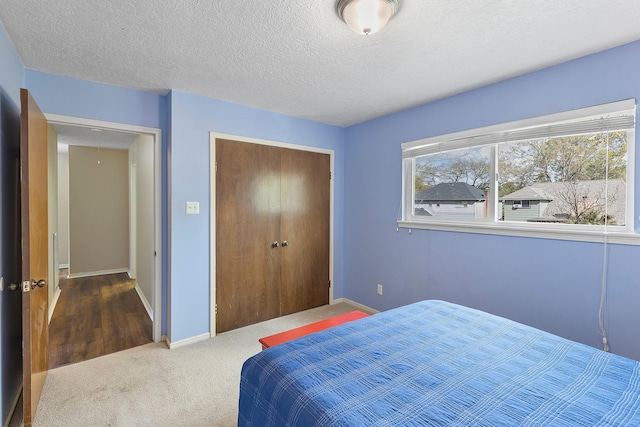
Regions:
[[59, 263, 69, 269], [67, 268, 129, 279], [134, 284, 153, 321], [3, 382, 22, 427], [332, 298, 379, 314], [49, 286, 62, 323], [166, 333, 210, 349]]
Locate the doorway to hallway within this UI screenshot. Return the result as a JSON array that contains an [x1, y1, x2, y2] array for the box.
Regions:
[[47, 114, 162, 344]]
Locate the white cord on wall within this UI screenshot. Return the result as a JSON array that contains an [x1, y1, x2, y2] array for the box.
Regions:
[[597, 127, 611, 352], [598, 233, 610, 352]]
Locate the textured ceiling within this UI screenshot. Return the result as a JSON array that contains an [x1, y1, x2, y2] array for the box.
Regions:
[[2, 1, 640, 127]]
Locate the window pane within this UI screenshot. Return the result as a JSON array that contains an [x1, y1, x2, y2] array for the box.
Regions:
[[414, 147, 491, 219], [498, 132, 627, 225]]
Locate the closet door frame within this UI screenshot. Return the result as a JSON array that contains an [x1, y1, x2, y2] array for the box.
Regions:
[[209, 132, 334, 337]]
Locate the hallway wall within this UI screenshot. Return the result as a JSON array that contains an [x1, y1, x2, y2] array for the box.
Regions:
[[57, 151, 69, 267], [130, 134, 154, 314], [68, 146, 130, 276]]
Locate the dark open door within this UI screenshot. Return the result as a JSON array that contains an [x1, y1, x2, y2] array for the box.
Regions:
[[20, 88, 49, 427]]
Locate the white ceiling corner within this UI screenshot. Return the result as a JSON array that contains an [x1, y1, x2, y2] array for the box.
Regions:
[[1, 0, 640, 129]]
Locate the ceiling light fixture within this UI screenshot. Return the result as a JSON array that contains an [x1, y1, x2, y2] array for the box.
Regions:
[[337, 0, 400, 36]]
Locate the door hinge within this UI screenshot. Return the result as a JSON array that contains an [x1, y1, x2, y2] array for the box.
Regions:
[[328, 280, 331, 289], [215, 162, 218, 173], [215, 304, 218, 315], [22, 280, 31, 292], [329, 171, 332, 180]]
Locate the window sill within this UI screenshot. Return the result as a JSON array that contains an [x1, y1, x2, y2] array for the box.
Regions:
[[397, 219, 640, 245]]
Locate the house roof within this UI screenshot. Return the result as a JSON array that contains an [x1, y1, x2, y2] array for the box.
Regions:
[[501, 179, 627, 223], [500, 186, 553, 201], [416, 183, 486, 202], [534, 179, 626, 221]]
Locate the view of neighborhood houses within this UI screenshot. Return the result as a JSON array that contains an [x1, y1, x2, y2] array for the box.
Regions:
[[414, 131, 628, 225]]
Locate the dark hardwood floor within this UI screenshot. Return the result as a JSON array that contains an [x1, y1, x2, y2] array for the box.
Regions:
[[49, 272, 152, 369]]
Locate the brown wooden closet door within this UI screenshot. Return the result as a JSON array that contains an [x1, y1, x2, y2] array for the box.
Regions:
[[216, 139, 281, 333], [280, 148, 330, 315]]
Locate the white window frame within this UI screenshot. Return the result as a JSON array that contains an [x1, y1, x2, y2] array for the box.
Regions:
[[400, 99, 640, 245]]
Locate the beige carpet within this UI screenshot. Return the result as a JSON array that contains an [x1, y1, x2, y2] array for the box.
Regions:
[[15, 302, 364, 427]]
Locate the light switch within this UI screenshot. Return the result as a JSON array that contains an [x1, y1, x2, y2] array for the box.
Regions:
[[186, 201, 200, 215]]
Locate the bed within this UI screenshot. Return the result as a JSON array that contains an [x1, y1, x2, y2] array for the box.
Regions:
[[238, 300, 640, 426]]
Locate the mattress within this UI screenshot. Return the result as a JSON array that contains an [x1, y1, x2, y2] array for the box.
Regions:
[[238, 300, 640, 426]]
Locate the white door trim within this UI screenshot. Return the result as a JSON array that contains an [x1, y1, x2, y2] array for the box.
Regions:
[[45, 113, 163, 343], [209, 132, 335, 337]]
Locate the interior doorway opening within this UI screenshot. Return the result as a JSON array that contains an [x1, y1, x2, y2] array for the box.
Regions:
[[45, 114, 162, 349]]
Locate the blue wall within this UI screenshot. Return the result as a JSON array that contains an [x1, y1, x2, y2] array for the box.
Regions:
[[343, 40, 640, 361], [4, 17, 640, 380], [25, 70, 171, 335], [21, 73, 347, 346], [25, 70, 165, 130], [168, 90, 345, 342], [0, 20, 24, 427], [0, 23, 22, 107]]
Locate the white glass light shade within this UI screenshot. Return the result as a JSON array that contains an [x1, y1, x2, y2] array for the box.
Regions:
[[338, 0, 399, 36]]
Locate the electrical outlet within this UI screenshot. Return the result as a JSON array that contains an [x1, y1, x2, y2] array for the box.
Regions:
[[377, 284, 383, 295], [186, 201, 200, 215]]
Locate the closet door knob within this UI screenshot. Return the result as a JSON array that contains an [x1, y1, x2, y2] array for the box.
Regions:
[[282, 241, 289, 247], [272, 241, 280, 248]]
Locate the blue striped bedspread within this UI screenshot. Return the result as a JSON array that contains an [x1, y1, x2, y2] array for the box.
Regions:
[[238, 300, 640, 426]]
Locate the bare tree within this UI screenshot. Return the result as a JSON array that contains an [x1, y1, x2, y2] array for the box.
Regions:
[[498, 132, 627, 224], [415, 148, 490, 192], [550, 181, 620, 225], [499, 132, 627, 186]]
